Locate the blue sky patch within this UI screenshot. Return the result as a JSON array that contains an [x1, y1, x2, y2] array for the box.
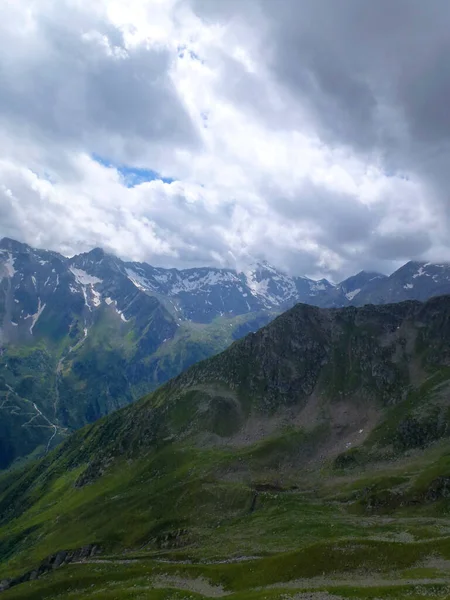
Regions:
[[93, 154, 175, 188]]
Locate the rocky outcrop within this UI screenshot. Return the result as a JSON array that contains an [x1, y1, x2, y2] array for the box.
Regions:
[[0, 544, 99, 593], [65, 296, 450, 487], [425, 477, 450, 502]]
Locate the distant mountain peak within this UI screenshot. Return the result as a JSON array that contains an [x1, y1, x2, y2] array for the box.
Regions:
[[72, 247, 108, 263], [85, 247, 106, 261], [244, 259, 282, 276], [356, 269, 384, 278], [2, 237, 450, 314], [0, 237, 31, 252]]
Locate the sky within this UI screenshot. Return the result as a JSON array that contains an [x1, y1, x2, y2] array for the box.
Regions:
[[0, 0, 449, 280]]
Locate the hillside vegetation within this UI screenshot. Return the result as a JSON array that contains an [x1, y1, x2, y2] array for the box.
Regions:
[[3, 297, 450, 598]]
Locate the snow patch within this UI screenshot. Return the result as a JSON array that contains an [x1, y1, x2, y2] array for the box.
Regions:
[[170, 270, 239, 295], [1, 253, 16, 278], [247, 276, 270, 299], [80, 285, 88, 308], [70, 267, 102, 309], [104, 295, 129, 321], [346, 288, 361, 301], [91, 287, 101, 307], [412, 267, 429, 279], [125, 268, 154, 292], [153, 273, 169, 284], [244, 267, 299, 306], [127, 266, 242, 296], [70, 267, 102, 285], [404, 283, 414, 289], [310, 282, 327, 293], [115, 303, 129, 322], [29, 299, 46, 334]]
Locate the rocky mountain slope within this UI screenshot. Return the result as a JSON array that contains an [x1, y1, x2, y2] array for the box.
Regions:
[[354, 260, 450, 306], [0, 238, 278, 468], [2, 236, 450, 469], [3, 297, 450, 598]]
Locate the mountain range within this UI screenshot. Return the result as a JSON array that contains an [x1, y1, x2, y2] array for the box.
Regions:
[[3, 296, 450, 598], [2, 236, 450, 468]]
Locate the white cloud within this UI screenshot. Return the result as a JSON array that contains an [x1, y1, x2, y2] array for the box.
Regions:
[[0, 0, 448, 280]]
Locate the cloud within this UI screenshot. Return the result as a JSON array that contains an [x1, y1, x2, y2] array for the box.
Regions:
[[0, 0, 449, 280], [0, 0, 198, 165]]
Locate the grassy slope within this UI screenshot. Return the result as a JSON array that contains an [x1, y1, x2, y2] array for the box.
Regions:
[[3, 299, 450, 597], [3, 439, 450, 598], [3, 400, 450, 598], [0, 308, 273, 468]]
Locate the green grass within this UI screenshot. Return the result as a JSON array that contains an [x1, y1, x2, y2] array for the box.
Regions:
[[4, 548, 450, 599], [3, 438, 450, 599], [6, 302, 450, 597], [3, 432, 450, 584]]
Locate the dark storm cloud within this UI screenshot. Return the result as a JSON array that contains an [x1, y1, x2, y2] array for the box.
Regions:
[[271, 184, 376, 244], [193, 0, 450, 155], [0, 1, 198, 163], [1, 0, 449, 278], [368, 231, 432, 261], [189, 0, 450, 269]]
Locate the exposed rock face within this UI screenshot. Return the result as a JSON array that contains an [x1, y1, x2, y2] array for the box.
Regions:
[[0, 544, 99, 592], [425, 477, 450, 502], [66, 296, 450, 487]]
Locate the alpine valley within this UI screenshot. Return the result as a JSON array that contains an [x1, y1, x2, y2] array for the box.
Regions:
[[3, 236, 450, 469]]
